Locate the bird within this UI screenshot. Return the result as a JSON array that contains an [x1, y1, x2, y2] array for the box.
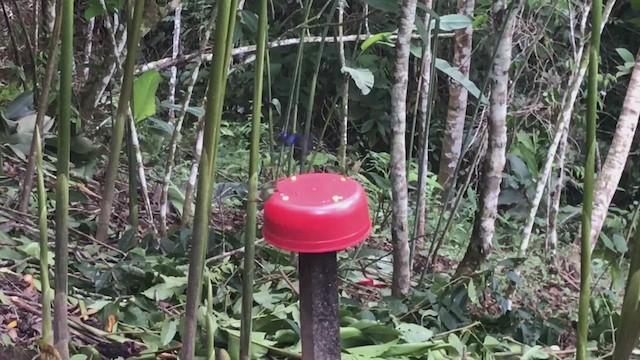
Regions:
[[277, 131, 318, 160]]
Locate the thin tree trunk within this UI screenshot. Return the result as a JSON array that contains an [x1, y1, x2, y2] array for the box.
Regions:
[[337, 1, 348, 171], [95, 0, 156, 238], [547, 127, 568, 255], [128, 113, 156, 236], [81, 12, 127, 119], [16, 0, 63, 214], [181, 117, 205, 226], [589, 48, 640, 249], [41, 0, 54, 38], [389, 0, 418, 297], [519, 0, 615, 254], [160, 8, 216, 236], [415, 0, 434, 249], [82, 18, 95, 81], [437, 0, 474, 195], [168, 3, 182, 123], [455, 0, 517, 277], [95, 0, 146, 243]]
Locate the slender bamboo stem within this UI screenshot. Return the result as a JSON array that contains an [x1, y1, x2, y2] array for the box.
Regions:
[[239, 1, 267, 357], [36, 128, 52, 346], [576, 0, 601, 357], [53, 0, 73, 357], [17, 0, 63, 214], [181, 1, 235, 358], [95, 0, 147, 242]]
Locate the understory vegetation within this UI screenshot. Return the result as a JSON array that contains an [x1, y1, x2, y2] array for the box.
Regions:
[[0, 0, 640, 359]]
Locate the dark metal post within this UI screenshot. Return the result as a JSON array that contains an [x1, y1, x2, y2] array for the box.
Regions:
[[298, 251, 340, 360]]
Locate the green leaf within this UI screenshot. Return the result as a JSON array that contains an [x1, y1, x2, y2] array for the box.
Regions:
[[168, 182, 186, 216], [361, 32, 395, 52], [340, 327, 364, 341], [105, 0, 125, 12], [146, 117, 175, 137], [616, 48, 635, 63], [70, 355, 88, 360], [19, 242, 54, 263], [142, 276, 188, 301], [396, 323, 434, 343], [362, 0, 399, 12], [448, 333, 465, 355], [612, 234, 628, 254], [435, 58, 487, 103], [414, 18, 429, 44], [139, 333, 163, 351], [0, 247, 26, 261], [15, 114, 54, 135], [84, 0, 105, 19], [522, 345, 550, 359], [132, 70, 162, 122], [483, 335, 502, 348], [225, 329, 276, 359], [239, 10, 259, 34], [3, 91, 34, 121], [382, 342, 443, 356], [159, 101, 205, 117], [438, 14, 473, 31], [342, 66, 375, 95], [600, 233, 615, 252], [160, 319, 178, 346], [87, 300, 112, 311], [346, 340, 398, 356], [270, 98, 282, 115], [467, 279, 479, 306], [309, 152, 333, 165], [516, 131, 535, 153]]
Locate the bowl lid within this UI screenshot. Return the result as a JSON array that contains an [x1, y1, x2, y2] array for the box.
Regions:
[[263, 173, 371, 253]]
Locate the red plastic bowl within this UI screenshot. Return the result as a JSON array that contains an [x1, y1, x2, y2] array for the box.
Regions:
[[262, 173, 372, 253]]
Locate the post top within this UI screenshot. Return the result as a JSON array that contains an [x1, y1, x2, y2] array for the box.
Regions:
[[262, 173, 371, 253]]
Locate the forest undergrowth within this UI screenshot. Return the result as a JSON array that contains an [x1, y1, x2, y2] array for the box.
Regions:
[[0, 131, 621, 359]]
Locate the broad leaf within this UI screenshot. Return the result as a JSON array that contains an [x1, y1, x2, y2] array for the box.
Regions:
[[160, 319, 178, 346], [396, 323, 434, 343], [448, 333, 465, 355], [438, 14, 473, 31], [342, 66, 375, 95], [382, 342, 444, 356], [159, 101, 205, 117], [616, 48, 635, 63], [239, 10, 259, 34], [361, 32, 395, 52], [346, 340, 398, 357], [522, 345, 550, 359], [146, 117, 175, 137], [467, 279, 479, 306], [15, 114, 54, 135], [84, 0, 105, 19], [3, 91, 34, 121], [142, 276, 188, 301], [435, 58, 487, 103], [132, 70, 162, 122]]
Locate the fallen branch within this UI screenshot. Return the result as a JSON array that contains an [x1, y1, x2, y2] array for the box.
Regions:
[[136, 33, 428, 74]]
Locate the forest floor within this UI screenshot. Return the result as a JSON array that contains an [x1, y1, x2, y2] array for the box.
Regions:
[[0, 152, 601, 359]]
